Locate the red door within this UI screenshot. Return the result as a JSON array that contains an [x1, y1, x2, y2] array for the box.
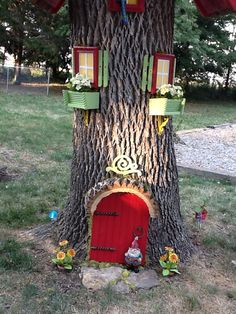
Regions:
[[89, 192, 149, 265]]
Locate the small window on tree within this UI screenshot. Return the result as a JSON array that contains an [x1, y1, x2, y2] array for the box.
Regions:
[[78, 52, 94, 82], [73, 47, 99, 88], [151, 53, 175, 94], [108, 0, 145, 13]]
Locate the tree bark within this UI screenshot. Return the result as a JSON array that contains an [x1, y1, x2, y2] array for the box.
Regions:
[[224, 64, 231, 91], [57, 0, 195, 263]]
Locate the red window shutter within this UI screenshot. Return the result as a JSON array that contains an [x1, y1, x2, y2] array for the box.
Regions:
[[33, 0, 65, 13], [151, 53, 175, 94], [108, 0, 145, 13], [194, 0, 236, 17], [73, 47, 99, 89]]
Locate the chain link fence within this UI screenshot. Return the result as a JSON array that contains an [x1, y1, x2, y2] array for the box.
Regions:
[[0, 65, 52, 95]]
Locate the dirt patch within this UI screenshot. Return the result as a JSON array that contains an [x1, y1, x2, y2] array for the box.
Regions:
[[0, 145, 57, 177], [0, 82, 64, 95]]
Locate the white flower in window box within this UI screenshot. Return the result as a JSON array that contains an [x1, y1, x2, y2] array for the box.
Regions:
[[149, 84, 186, 116], [63, 73, 99, 110]]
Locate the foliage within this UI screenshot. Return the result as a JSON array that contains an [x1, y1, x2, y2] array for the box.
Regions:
[[66, 73, 92, 92], [0, 0, 70, 81], [156, 84, 184, 99], [52, 240, 76, 270], [174, 0, 236, 89], [185, 85, 236, 101], [159, 247, 180, 276], [24, 5, 70, 81]]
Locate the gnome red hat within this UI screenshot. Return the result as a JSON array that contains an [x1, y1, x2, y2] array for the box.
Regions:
[[131, 236, 139, 249]]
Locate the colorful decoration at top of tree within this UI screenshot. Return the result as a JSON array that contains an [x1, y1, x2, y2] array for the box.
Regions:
[[33, 0, 65, 13], [108, 0, 145, 13], [33, 0, 236, 16], [194, 0, 236, 17]]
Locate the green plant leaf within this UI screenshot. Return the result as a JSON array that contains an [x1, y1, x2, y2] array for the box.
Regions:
[[162, 269, 170, 276], [159, 260, 167, 268], [51, 259, 58, 264], [171, 269, 181, 274], [64, 264, 72, 270]]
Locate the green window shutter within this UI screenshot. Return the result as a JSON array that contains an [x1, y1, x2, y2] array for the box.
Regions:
[[103, 50, 109, 88], [147, 56, 154, 92], [141, 55, 149, 92], [98, 50, 103, 87]]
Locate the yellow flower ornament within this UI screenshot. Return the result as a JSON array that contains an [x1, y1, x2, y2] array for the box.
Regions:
[[57, 251, 66, 260], [169, 253, 179, 263], [67, 249, 76, 257], [59, 240, 68, 246]]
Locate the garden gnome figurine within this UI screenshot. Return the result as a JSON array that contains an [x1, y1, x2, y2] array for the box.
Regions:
[[125, 236, 143, 273]]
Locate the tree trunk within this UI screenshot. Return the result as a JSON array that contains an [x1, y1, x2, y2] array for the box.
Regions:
[[13, 43, 23, 85], [224, 64, 231, 91], [57, 0, 195, 264]]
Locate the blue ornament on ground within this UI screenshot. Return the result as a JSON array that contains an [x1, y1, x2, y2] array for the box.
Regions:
[[49, 210, 58, 221]]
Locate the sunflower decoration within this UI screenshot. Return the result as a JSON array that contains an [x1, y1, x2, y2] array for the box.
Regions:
[[59, 240, 69, 246], [52, 240, 76, 270], [159, 247, 180, 276]]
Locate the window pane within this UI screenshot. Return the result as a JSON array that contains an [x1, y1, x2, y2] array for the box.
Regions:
[[87, 53, 94, 67], [162, 60, 170, 73], [156, 76, 163, 89], [156, 59, 170, 89], [87, 69, 94, 82], [79, 53, 86, 67], [79, 68, 87, 77], [127, 0, 138, 4], [162, 75, 169, 85], [78, 51, 95, 82]]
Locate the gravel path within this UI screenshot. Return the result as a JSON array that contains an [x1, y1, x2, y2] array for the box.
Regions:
[[175, 123, 236, 177]]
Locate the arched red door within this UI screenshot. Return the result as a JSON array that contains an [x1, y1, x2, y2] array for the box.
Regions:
[[89, 192, 150, 265]]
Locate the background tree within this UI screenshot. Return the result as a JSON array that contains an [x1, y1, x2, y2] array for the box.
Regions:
[[24, 5, 70, 80], [57, 0, 195, 263], [174, 0, 236, 90], [0, 0, 70, 81]]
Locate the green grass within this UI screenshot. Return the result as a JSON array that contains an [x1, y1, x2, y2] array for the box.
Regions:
[[0, 166, 69, 226], [0, 92, 72, 227], [0, 239, 33, 271], [179, 175, 236, 225], [22, 284, 40, 300], [185, 293, 201, 312], [174, 101, 236, 130], [0, 92, 72, 158], [202, 232, 236, 252]]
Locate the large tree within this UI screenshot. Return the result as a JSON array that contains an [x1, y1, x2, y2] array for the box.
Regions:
[[57, 0, 195, 263]]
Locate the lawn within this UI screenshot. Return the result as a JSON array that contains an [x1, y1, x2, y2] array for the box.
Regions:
[[0, 91, 236, 313], [174, 100, 236, 130]]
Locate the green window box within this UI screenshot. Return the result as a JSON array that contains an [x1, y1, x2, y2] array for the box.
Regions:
[[149, 98, 186, 116], [63, 90, 100, 110]]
